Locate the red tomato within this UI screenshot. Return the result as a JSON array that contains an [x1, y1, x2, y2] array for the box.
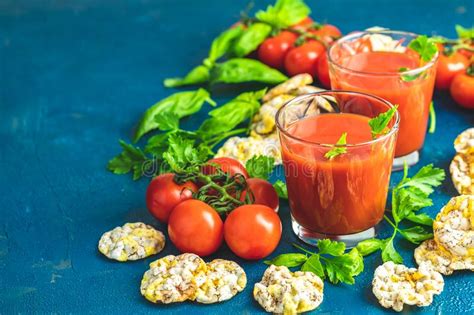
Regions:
[[317, 51, 331, 88], [258, 31, 298, 70], [146, 173, 197, 223], [310, 24, 342, 45], [240, 178, 279, 212], [450, 71, 474, 109], [224, 205, 282, 260], [284, 41, 326, 77], [202, 157, 249, 178], [435, 52, 470, 89], [291, 17, 314, 31], [168, 199, 224, 256]]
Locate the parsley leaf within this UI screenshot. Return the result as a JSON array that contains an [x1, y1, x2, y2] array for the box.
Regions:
[[408, 35, 437, 62], [107, 140, 152, 180], [317, 239, 345, 256], [406, 212, 433, 226], [255, 0, 311, 29], [162, 134, 211, 172], [356, 238, 384, 256], [381, 238, 403, 263], [398, 164, 445, 195], [368, 106, 398, 138], [455, 24, 474, 40], [324, 132, 347, 160], [245, 155, 275, 180], [399, 226, 433, 245], [301, 254, 325, 278], [264, 253, 308, 267], [273, 180, 288, 199]]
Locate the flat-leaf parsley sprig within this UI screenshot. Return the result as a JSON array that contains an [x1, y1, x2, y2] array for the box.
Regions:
[[324, 132, 347, 160]]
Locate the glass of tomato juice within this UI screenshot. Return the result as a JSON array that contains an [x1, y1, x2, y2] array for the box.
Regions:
[[328, 30, 438, 169], [276, 91, 399, 247]]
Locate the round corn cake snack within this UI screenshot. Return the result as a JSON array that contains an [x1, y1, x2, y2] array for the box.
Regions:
[[262, 74, 313, 102], [253, 265, 324, 314], [215, 136, 282, 165], [433, 195, 474, 257], [454, 128, 474, 154], [98, 222, 165, 262], [372, 261, 444, 312], [195, 259, 247, 304], [414, 239, 474, 275], [450, 149, 474, 195], [140, 254, 207, 304]]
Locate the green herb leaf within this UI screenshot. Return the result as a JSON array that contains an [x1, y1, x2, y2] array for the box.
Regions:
[[144, 133, 170, 156], [154, 112, 179, 131], [273, 180, 288, 199], [134, 89, 215, 142], [381, 238, 403, 263], [163, 65, 210, 88], [406, 212, 433, 226], [211, 58, 288, 85], [323, 253, 358, 284], [455, 24, 474, 40], [399, 226, 433, 244], [348, 248, 364, 276], [324, 132, 347, 160], [162, 134, 211, 172], [429, 102, 436, 134], [399, 67, 422, 82], [368, 106, 398, 138], [398, 164, 445, 195], [245, 155, 275, 180], [208, 25, 245, 63], [233, 23, 272, 57], [256, 0, 311, 29], [301, 254, 325, 278], [408, 35, 437, 62], [107, 140, 151, 180], [317, 239, 346, 256], [356, 238, 384, 256], [264, 253, 308, 267]]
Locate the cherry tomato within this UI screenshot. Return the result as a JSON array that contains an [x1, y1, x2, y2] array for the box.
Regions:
[[202, 157, 249, 178], [450, 71, 474, 109], [168, 199, 224, 256], [146, 173, 197, 223], [435, 52, 469, 89], [240, 178, 279, 212], [284, 41, 326, 77], [224, 205, 282, 260], [316, 51, 331, 88], [291, 17, 314, 31], [258, 31, 298, 70], [310, 24, 342, 45]]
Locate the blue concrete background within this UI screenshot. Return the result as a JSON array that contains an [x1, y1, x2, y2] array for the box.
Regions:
[[0, 0, 473, 313]]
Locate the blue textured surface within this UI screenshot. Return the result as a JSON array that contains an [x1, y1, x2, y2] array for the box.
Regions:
[[1, 0, 473, 313]]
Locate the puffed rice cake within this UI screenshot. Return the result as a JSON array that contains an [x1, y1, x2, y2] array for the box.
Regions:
[[253, 265, 324, 314], [98, 222, 165, 261], [450, 149, 474, 195], [454, 128, 474, 154], [433, 195, 474, 258], [195, 259, 247, 304], [140, 254, 207, 304], [414, 239, 474, 275], [372, 261, 444, 312], [215, 136, 282, 165]]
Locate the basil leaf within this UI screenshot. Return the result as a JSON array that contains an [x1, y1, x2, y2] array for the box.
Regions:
[[317, 239, 345, 256], [381, 238, 403, 263], [245, 155, 275, 180], [256, 0, 310, 29], [134, 89, 215, 142], [208, 26, 244, 63], [107, 140, 151, 180], [233, 23, 272, 57], [356, 238, 384, 256], [211, 58, 288, 85], [301, 254, 325, 278], [163, 65, 210, 88], [273, 180, 288, 199], [264, 253, 307, 267], [406, 212, 433, 226], [399, 226, 433, 245]]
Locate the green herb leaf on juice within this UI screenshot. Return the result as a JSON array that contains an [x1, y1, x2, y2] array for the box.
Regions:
[[107, 140, 152, 180], [406, 212, 434, 226], [256, 0, 311, 29], [301, 254, 325, 278], [211, 58, 288, 85], [429, 102, 436, 133], [208, 25, 245, 63], [273, 180, 288, 199], [455, 24, 474, 40], [399, 226, 433, 245], [368, 106, 398, 138], [399, 67, 422, 82], [264, 253, 308, 267], [245, 155, 275, 180], [324, 132, 347, 160], [381, 238, 403, 264], [233, 23, 272, 57], [408, 35, 438, 62], [317, 239, 346, 256], [356, 238, 384, 256], [163, 65, 210, 88], [134, 89, 215, 142]]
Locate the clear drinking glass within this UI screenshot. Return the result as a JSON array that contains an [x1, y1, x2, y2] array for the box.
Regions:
[[276, 91, 399, 247], [328, 30, 438, 170]]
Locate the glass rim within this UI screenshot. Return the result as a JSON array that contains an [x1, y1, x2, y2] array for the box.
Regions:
[[327, 30, 439, 77], [275, 90, 400, 148]]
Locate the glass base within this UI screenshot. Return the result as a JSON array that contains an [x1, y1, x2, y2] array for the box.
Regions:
[[393, 150, 419, 171], [291, 215, 377, 249]]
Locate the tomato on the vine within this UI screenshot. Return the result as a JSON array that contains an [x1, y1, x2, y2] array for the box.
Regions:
[[284, 40, 326, 77], [310, 24, 342, 45], [450, 69, 474, 109], [317, 51, 331, 88], [241, 178, 279, 212], [224, 204, 282, 260], [258, 31, 298, 70], [146, 173, 197, 223], [202, 157, 249, 178], [435, 51, 470, 89], [168, 199, 224, 256]]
